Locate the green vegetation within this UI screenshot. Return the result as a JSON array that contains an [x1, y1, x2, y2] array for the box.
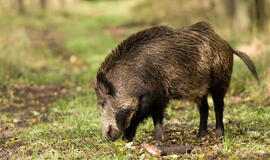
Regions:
[[0, 1, 269, 159]]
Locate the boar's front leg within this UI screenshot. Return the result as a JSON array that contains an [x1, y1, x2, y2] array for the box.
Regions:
[[123, 113, 146, 142], [152, 111, 165, 142]]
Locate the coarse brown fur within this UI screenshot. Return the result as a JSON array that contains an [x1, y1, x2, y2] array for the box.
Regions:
[[95, 21, 259, 141]]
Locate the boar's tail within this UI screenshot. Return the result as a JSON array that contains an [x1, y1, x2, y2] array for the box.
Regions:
[[233, 50, 259, 81]]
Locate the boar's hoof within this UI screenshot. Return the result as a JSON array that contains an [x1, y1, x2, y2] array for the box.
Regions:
[[123, 127, 136, 141], [155, 135, 165, 142], [197, 130, 207, 138], [122, 133, 134, 142], [215, 128, 224, 138], [154, 132, 165, 142]]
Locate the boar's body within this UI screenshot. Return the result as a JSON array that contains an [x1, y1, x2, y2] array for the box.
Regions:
[[95, 21, 258, 141]]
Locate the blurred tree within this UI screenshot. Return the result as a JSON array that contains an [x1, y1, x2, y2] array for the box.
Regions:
[[0, 0, 79, 13], [223, 0, 236, 25], [40, 0, 46, 9], [223, 0, 269, 32], [250, 0, 269, 32], [18, 0, 25, 14]]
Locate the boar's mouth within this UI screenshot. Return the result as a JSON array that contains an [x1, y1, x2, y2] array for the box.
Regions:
[[116, 109, 132, 132]]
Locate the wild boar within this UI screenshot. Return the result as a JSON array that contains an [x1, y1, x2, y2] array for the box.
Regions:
[[94, 21, 259, 142]]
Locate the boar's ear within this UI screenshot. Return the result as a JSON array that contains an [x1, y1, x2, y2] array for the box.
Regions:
[[96, 72, 115, 96]]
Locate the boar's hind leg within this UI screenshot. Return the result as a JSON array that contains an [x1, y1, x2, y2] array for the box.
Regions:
[[197, 96, 209, 138], [152, 111, 165, 142], [211, 88, 226, 138]]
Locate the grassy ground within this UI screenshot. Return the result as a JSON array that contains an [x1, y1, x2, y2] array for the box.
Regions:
[[0, 1, 270, 159]]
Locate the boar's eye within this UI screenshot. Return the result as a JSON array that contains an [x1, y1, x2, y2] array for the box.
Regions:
[[98, 101, 106, 109], [96, 72, 115, 96]]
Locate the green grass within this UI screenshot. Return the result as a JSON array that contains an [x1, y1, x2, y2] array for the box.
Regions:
[[0, 1, 270, 159]]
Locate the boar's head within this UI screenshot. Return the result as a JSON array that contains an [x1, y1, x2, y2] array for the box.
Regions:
[[95, 72, 139, 141]]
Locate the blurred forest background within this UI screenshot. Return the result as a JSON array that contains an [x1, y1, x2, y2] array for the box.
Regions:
[[0, 0, 270, 159], [1, 0, 270, 33]]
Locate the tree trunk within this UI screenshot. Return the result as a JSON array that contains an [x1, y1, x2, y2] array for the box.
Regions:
[[18, 0, 25, 14], [250, 0, 269, 32], [223, 0, 236, 21], [40, 0, 46, 10]]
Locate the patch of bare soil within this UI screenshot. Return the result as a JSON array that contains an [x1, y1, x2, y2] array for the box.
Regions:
[[0, 84, 67, 159], [134, 101, 269, 159], [136, 124, 224, 159]]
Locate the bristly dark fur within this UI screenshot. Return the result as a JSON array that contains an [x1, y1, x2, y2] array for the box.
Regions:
[[180, 21, 214, 33], [97, 26, 174, 74], [95, 21, 259, 142]]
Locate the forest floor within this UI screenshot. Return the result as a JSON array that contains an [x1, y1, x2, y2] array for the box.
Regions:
[[0, 1, 270, 159]]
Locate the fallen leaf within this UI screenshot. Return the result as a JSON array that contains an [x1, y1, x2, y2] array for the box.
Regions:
[[244, 96, 251, 101], [41, 106, 46, 111], [31, 111, 40, 116], [247, 131, 260, 138], [125, 142, 134, 149], [198, 153, 204, 159], [134, 149, 139, 154], [172, 105, 181, 110], [118, 151, 124, 156], [230, 88, 235, 94], [70, 55, 77, 63], [168, 154, 180, 158], [31, 118, 37, 124], [115, 141, 124, 146], [6, 122, 15, 128], [142, 142, 162, 156]]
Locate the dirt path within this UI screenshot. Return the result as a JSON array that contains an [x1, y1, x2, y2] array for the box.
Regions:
[[0, 84, 66, 159]]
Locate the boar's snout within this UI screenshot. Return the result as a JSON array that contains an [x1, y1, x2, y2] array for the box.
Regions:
[[104, 125, 121, 141]]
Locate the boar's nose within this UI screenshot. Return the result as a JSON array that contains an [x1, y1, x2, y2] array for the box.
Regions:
[[107, 125, 119, 141]]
